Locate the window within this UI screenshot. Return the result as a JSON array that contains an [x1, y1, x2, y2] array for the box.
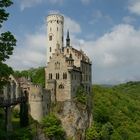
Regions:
[[49, 35, 52, 41], [50, 27, 52, 31], [67, 48, 69, 53], [55, 62, 60, 69], [50, 56, 51, 59], [56, 73, 59, 79], [50, 47, 51, 52], [57, 27, 58, 31], [59, 84, 64, 89], [49, 73, 52, 79], [57, 20, 59, 24], [63, 73, 67, 79]]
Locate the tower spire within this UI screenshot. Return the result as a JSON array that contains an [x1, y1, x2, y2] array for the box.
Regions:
[[66, 30, 70, 47]]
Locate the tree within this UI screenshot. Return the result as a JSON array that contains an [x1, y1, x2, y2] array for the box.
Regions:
[[0, 0, 16, 89], [41, 114, 65, 139]]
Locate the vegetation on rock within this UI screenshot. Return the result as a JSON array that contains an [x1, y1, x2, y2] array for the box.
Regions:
[[41, 114, 65, 139], [74, 85, 88, 105]]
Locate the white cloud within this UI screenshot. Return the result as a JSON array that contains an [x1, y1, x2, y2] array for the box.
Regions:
[[64, 15, 81, 34], [20, 0, 44, 11], [80, 24, 140, 84], [6, 32, 47, 70], [19, 0, 64, 11], [6, 13, 140, 84], [6, 15, 81, 70], [128, 0, 140, 15]]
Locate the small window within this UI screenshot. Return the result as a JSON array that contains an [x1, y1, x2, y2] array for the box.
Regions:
[[57, 20, 59, 24], [56, 73, 59, 79], [57, 27, 58, 31], [50, 47, 52, 52], [63, 73, 67, 79], [59, 84, 64, 89], [49, 73, 52, 79], [67, 49, 69, 53], [49, 35, 52, 41]]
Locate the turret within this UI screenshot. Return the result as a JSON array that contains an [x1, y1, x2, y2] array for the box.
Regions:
[[46, 14, 64, 63]]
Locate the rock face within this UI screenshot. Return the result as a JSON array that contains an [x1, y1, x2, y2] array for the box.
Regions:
[[55, 100, 92, 140]]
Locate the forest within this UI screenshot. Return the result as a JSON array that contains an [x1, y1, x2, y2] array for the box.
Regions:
[[0, 67, 140, 139]]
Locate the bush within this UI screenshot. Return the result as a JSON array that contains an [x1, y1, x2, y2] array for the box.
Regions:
[[75, 86, 87, 104], [41, 114, 65, 139]]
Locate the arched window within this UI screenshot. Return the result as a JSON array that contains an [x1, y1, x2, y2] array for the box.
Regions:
[[59, 84, 64, 89]]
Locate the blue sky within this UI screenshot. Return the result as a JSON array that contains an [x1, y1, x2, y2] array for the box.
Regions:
[[3, 0, 140, 84]]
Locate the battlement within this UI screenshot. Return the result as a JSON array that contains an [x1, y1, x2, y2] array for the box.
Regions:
[[47, 14, 64, 23]]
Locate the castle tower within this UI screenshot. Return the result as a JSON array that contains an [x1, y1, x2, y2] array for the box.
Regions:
[[46, 14, 64, 63]]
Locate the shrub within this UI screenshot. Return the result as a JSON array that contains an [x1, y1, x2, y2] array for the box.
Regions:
[[41, 114, 65, 139]]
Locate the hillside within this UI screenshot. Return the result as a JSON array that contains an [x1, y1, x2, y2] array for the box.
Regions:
[[87, 82, 140, 140], [1, 67, 140, 139]]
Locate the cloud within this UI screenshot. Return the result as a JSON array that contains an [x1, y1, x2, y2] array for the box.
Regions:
[[80, 24, 140, 84], [89, 10, 112, 25], [20, 0, 44, 11], [128, 0, 140, 15], [6, 13, 140, 84], [64, 15, 81, 34], [6, 32, 47, 70], [122, 16, 136, 24], [6, 15, 81, 70], [19, 0, 64, 11]]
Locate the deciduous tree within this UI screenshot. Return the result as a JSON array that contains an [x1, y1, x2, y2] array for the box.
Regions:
[[0, 0, 16, 89]]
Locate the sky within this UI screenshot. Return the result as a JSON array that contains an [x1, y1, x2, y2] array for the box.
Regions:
[[3, 0, 140, 84]]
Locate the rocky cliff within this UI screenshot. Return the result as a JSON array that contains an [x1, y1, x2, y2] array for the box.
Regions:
[[53, 100, 92, 140]]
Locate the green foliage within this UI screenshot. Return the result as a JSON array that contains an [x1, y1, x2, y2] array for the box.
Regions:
[[75, 85, 87, 104], [0, 0, 16, 89], [13, 109, 20, 118], [86, 124, 100, 140], [12, 127, 33, 140], [14, 67, 45, 87], [88, 82, 140, 140], [41, 114, 65, 139]]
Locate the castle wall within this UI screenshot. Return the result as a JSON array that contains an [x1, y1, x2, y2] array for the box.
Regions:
[[29, 84, 51, 122], [45, 52, 72, 102]]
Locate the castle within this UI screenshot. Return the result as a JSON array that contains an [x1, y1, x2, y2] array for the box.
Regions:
[[45, 14, 92, 102], [2, 14, 92, 122]]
